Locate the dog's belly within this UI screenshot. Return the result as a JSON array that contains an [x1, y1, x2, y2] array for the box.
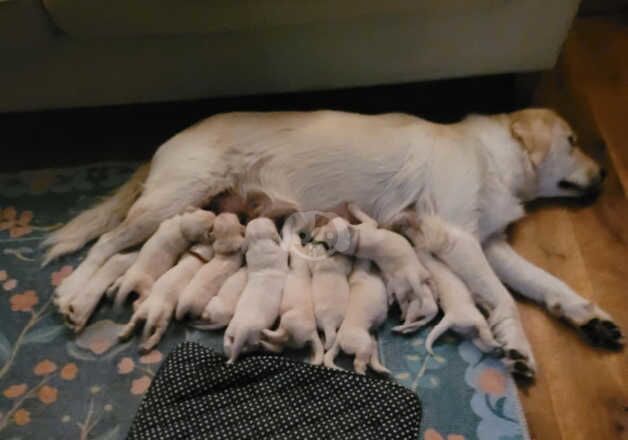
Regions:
[[153, 110, 480, 226]]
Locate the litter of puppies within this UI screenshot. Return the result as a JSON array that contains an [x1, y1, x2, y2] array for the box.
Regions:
[[54, 192, 530, 376]]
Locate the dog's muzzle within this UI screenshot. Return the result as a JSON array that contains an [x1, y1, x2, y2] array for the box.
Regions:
[[558, 168, 606, 196]]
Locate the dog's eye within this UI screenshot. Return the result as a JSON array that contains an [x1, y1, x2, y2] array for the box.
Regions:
[[568, 135, 577, 147]]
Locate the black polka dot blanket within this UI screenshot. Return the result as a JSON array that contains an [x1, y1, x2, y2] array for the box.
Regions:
[[127, 342, 421, 439]]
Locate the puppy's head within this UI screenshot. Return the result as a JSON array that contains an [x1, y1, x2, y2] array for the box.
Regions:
[[508, 108, 605, 198], [311, 216, 355, 254], [210, 213, 245, 254], [244, 217, 281, 247], [179, 209, 216, 242]]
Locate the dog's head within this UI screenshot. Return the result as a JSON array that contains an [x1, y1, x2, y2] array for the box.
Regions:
[[311, 216, 356, 254], [210, 212, 245, 254], [508, 108, 605, 198], [244, 217, 281, 248], [179, 209, 216, 243]]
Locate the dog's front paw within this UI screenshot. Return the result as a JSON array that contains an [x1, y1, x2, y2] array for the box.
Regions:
[[580, 318, 623, 350], [501, 348, 536, 384], [490, 314, 537, 382]]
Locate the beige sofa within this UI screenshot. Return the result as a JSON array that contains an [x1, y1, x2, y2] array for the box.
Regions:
[[1, 0, 580, 112]]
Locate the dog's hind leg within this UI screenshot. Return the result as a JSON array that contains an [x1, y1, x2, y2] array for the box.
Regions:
[[323, 342, 341, 370], [55, 179, 229, 312], [309, 332, 325, 365], [368, 337, 390, 375]]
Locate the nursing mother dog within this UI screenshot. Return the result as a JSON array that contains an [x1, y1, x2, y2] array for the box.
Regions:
[[45, 108, 623, 379]]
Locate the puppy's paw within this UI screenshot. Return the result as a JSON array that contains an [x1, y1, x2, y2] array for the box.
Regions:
[[580, 318, 623, 350]]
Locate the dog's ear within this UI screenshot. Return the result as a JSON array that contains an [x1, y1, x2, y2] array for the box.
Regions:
[[245, 191, 271, 219], [510, 110, 553, 167], [240, 236, 249, 253], [263, 200, 299, 222], [386, 210, 419, 231], [207, 230, 216, 244]]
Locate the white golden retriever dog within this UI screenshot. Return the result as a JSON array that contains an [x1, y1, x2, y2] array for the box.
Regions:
[[45, 108, 622, 378]]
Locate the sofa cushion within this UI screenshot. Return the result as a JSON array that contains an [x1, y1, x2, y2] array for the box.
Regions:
[[0, 0, 57, 50], [42, 0, 491, 38]]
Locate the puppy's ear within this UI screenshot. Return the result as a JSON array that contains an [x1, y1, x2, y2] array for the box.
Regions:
[[510, 110, 553, 167], [207, 230, 216, 244], [241, 237, 249, 253]]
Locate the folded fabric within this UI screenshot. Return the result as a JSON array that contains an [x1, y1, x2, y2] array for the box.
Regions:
[[127, 342, 422, 439]]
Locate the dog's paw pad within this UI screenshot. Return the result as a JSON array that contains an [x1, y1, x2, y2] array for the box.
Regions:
[[512, 361, 535, 384], [506, 349, 527, 360], [580, 318, 623, 350]]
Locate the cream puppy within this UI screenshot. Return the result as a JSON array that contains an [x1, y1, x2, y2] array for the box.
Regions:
[[313, 203, 438, 332], [224, 218, 288, 363], [324, 259, 390, 375], [308, 242, 352, 350], [196, 267, 248, 330], [175, 213, 245, 320], [63, 252, 139, 333], [119, 243, 214, 351], [260, 240, 324, 365], [414, 251, 500, 354], [119, 244, 213, 350], [107, 209, 215, 307]]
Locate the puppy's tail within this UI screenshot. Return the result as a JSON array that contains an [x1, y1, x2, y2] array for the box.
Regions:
[[323, 342, 340, 370], [425, 316, 451, 355], [261, 327, 289, 345], [41, 162, 150, 266]]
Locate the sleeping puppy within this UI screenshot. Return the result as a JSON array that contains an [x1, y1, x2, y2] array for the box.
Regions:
[[313, 203, 438, 332], [418, 251, 500, 354], [308, 242, 352, 350], [175, 213, 245, 320], [107, 209, 215, 307], [260, 239, 324, 365], [224, 218, 288, 363], [324, 258, 390, 375], [119, 244, 214, 351], [196, 267, 248, 330]]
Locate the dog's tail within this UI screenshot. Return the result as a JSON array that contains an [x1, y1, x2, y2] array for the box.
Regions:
[[323, 341, 340, 370], [425, 316, 451, 355], [261, 327, 289, 345], [41, 162, 150, 266]]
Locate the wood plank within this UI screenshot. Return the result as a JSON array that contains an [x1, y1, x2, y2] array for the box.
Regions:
[[560, 18, 628, 196], [512, 203, 626, 440], [516, 17, 628, 439]]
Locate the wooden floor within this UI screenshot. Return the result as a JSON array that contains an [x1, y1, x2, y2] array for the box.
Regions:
[[514, 17, 628, 440]]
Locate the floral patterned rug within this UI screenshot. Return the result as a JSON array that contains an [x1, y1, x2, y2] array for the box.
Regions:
[[0, 163, 530, 440]]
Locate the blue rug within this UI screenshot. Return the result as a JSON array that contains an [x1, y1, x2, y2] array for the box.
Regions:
[[0, 163, 529, 440]]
